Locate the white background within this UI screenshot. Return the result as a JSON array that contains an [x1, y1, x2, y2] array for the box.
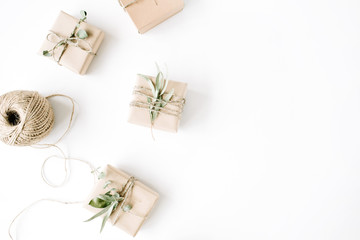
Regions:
[[0, 0, 360, 239]]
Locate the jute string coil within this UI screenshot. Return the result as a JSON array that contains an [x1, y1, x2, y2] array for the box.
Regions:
[[2, 90, 98, 240], [0, 90, 78, 188], [0, 90, 55, 146]]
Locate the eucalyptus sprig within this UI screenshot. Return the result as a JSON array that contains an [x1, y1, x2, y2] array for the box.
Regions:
[[138, 64, 175, 124], [85, 188, 123, 232], [43, 10, 89, 57], [91, 167, 106, 180], [85, 177, 132, 233]]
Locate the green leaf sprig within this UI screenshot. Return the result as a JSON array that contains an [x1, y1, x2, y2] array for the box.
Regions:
[[138, 64, 175, 124], [85, 188, 123, 232], [85, 173, 133, 233], [43, 10, 89, 57], [91, 167, 106, 180]]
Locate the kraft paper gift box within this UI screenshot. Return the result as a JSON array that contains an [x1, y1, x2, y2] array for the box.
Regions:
[[84, 165, 159, 236], [128, 74, 187, 133], [39, 11, 105, 75], [118, 0, 184, 34]]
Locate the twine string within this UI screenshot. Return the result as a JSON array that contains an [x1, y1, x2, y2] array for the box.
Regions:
[[30, 94, 76, 188], [4, 91, 97, 239], [0, 91, 55, 146], [113, 176, 137, 225], [45, 17, 95, 64], [118, 0, 158, 10], [130, 86, 186, 118], [7, 91, 37, 145], [8, 157, 96, 240], [8, 199, 82, 240]]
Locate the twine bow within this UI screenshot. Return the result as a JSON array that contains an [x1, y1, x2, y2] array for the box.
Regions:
[[43, 10, 95, 64], [45, 31, 94, 64]]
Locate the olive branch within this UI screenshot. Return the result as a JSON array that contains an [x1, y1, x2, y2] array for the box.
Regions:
[[138, 64, 175, 125], [85, 172, 133, 233]]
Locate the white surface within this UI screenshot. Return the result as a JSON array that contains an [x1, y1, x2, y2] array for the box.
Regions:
[[0, 0, 360, 239]]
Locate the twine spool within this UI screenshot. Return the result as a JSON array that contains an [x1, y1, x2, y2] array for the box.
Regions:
[[0, 90, 55, 146]]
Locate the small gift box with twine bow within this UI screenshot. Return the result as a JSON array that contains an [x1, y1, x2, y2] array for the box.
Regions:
[[128, 66, 187, 133], [39, 11, 104, 75], [118, 0, 184, 34], [84, 165, 159, 236]]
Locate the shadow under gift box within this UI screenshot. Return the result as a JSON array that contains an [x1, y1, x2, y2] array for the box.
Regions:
[[119, 0, 184, 34], [84, 165, 159, 236], [39, 11, 105, 75], [128, 74, 187, 133]]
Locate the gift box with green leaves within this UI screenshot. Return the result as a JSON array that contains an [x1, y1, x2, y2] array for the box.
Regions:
[[39, 11, 104, 75], [84, 165, 159, 236], [128, 66, 187, 133]]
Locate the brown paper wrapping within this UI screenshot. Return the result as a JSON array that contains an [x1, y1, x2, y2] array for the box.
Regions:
[[84, 165, 159, 236], [119, 0, 184, 34], [128, 74, 187, 133], [39, 11, 105, 75]]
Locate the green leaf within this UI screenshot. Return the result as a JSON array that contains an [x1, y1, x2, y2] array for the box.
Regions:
[[152, 111, 158, 122], [100, 202, 116, 233], [103, 180, 112, 189], [151, 105, 159, 123], [80, 10, 87, 18], [84, 204, 112, 222], [113, 192, 120, 199], [42, 50, 52, 57], [76, 29, 88, 39], [98, 172, 105, 180], [155, 72, 162, 97], [91, 167, 101, 174], [89, 196, 112, 208], [97, 194, 114, 202], [123, 204, 132, 212], [155, 62, 161, 73], [147, 97, 152, 104], [149, 110, 154, 123], [163, 88, 174, 102], [160, 78, 169, 96], [139, 74, 156, 97]]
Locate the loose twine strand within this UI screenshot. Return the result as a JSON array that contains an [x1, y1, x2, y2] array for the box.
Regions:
[[4, 91, 141, 239], [1, 91, 95, 240], [8, 199, 82, 240]]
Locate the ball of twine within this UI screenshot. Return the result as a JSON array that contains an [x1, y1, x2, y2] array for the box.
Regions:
[[0, 90, 55, 146]]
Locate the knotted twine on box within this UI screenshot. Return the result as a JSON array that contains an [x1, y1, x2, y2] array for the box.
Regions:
[[42, 10, 95, 65], [130, 86, 185, 118]]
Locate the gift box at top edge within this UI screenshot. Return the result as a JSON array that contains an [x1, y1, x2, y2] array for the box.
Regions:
[[118, 0, 184, 34]]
